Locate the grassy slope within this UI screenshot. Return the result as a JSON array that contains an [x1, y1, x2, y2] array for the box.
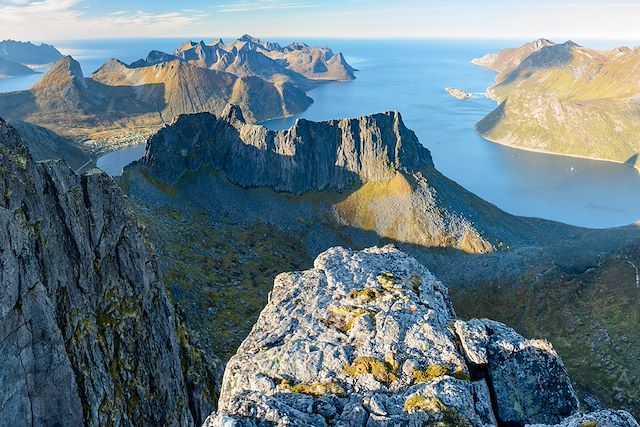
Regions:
[[449, 244, 640, 417], [478, 44, 640, 165], [121, 163, 640, 418]]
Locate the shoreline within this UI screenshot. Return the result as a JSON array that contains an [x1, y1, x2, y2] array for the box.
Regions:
[[474, 124, 640, 172], [471, 60, 640, 172]]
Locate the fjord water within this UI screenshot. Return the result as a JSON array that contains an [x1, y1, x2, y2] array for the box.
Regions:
[[5, 38, 640, 228]]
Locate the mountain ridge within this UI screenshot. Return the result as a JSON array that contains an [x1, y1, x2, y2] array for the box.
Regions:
[[473, 39, 640, 168], [0, 117, 219, 425]]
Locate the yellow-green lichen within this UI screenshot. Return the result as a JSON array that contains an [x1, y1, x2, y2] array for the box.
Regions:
[[344, 353, 399, 385], [330, 305, 376, 332], [377, 272, 402, 291], [349, 287, 383, 302], [403, 395, 445, 414], [579, 421, 598, 427], [412, 365, 451, 383], [283, 381, 345, 397]]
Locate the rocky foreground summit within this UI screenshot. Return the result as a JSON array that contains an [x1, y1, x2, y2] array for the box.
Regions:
[[206, 246, 638, 426]]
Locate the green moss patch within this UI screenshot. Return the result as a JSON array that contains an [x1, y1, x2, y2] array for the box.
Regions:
[[344, 353, 399, 385]]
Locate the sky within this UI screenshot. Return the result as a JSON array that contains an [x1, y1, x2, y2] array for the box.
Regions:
[[1, 0, 640, 42]]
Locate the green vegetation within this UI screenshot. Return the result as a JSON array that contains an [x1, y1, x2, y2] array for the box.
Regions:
[[344, 353, 399, 385], [450, 247, 640, 418], [280, 380, 345, 397], [134, 206, 311, 361]]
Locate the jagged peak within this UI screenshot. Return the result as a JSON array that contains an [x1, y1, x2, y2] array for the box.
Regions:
[[528, 38, 555, 48], [208, 38, 225, 46], [31, 55, 86, 90], [177, 40, 198, 52], [220, 103, 246, 125], [238, 34, 261, 44]]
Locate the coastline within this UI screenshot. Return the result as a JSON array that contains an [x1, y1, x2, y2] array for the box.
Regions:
[[474, 123, 640, 172], [472, 60, 640, 172]]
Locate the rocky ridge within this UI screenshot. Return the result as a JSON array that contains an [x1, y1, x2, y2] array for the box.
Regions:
[[132, 35, 356, 84], [206, 245, 638, 426], [0, 117, 219, 426], [134, 106, 503, 254]]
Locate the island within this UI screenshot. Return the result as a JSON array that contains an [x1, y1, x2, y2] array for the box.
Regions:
[[473, 39, 640, 170], [445, 87, 471, 100]]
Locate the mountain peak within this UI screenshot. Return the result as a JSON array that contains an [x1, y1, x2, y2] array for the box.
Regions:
[[205, 245, 630, 426], [31, 55, 86, 91], [238, 34, 261, 43]]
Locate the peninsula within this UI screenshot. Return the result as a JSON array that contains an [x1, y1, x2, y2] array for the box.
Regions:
[[473, 39, 640, 169]]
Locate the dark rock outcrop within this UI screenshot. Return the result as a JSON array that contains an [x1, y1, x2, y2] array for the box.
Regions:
[[205, 246, 637, 426], [0, 118, 219, 426], [134, 107, 506, 254], [140, 107, 433, 193]]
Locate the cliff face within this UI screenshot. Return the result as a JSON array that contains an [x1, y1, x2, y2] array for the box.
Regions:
[[475, 40, 640, 167], [206, 246, 637, 426], [135, 108, 495, 254], [140, 107, 432, 193], [0, 118, 219, 426]]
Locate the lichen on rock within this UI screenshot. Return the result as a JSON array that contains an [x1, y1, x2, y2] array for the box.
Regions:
[[204, 245, 636, 426]]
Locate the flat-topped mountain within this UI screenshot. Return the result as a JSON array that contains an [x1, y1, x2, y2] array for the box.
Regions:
[[0, 36, 354, 146], [207, 245, 638, 426], [0, 118, 219, 425], [0, 39, 62, 65], [473, 39, 640, 167]]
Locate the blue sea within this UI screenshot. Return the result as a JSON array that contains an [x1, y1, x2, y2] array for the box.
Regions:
[[3, 38, 640, 228]]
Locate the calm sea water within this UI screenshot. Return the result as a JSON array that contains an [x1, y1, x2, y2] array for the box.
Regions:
[[4, 38, 640, 228]]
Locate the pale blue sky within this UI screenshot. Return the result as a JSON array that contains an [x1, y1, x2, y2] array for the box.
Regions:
[[1, 0, 640, 41]]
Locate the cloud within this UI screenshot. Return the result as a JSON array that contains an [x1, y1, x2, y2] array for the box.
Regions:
[[214, 0, 316, 13], [0, 0, 209, 39]]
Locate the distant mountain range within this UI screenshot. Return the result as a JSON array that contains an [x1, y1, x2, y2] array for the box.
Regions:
[[0, 39, 63, 65], [0, 36, 355, 146], [473, 39, 640, 168], [0, 39, 63, 78]]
